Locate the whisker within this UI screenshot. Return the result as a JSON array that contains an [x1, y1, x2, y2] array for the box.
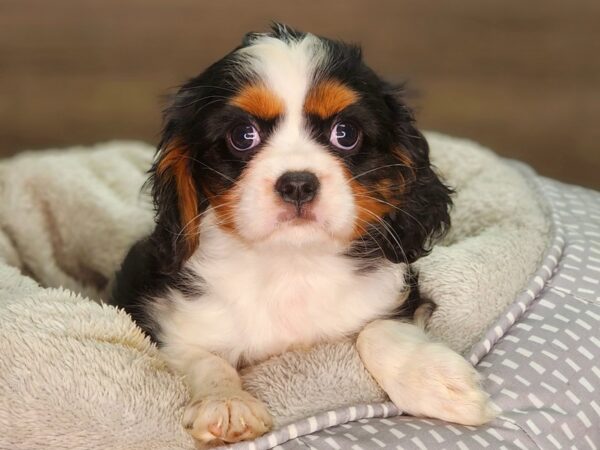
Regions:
[[352, 217, 388, 258], [173, 202, 237, 241], [172, 95, 231, 109], [347, 164, 411, 182], [353, 212, 396, 253], [189, 98, 229, 116], [357, 206, 409, 266], [354, 193, 428, 234], [178, 85, 238, 94], [180, 155, 237, 184], [352, 183, 409, 196]]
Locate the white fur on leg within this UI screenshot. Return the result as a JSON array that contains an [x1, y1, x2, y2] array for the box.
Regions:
[[162, 345, 272, 445], [356, 319, 497, 426]]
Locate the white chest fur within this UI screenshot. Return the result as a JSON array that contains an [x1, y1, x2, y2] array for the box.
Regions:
[[153, 226, 408, 367]]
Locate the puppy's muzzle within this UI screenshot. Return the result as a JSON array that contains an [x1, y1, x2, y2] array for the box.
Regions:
[[275, 171, 320, 209]]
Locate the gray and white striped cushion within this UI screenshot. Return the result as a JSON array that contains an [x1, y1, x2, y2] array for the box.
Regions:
[[226, 176, 600, 450]]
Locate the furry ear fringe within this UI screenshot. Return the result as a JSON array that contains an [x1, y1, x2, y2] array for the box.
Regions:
[[153, 143, 201, 260]]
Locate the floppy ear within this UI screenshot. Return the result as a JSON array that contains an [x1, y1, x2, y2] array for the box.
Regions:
[[378, 87, 453, 264], [148, 137, 207, 270]]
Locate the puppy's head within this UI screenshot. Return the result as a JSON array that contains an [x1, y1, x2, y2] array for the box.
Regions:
[[151, 24, 452, 268]]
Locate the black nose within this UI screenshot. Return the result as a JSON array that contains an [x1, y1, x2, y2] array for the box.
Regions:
[[275, 171, 320, 207]]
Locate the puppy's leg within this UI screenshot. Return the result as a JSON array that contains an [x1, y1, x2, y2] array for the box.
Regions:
[[356, 319, 496, 426], [164, 347, 272, 445]]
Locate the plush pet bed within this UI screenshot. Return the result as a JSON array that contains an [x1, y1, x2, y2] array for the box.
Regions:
[[0, 133, 597, 449]]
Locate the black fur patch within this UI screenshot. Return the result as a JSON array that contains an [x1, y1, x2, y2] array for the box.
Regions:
[[111, 237, 166, 342], [111, 238, 207, 342], [391, 266, 436, 320], [171, 268, 207, 299]]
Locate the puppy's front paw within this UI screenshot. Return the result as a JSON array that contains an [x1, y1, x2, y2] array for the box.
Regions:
[[183, 389, 272, 445], [386, 343, 496, 426], [357, 321, 497, 426]]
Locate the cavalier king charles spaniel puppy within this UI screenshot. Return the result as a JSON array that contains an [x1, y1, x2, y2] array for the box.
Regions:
[[112, 24, 494, 446]]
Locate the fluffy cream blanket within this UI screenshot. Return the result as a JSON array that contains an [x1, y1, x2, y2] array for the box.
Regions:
[[0, 134, 551, 449]]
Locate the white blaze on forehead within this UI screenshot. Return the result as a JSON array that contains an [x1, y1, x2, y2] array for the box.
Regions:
[[236, 34, 328, 122], [232, 34, 356, 244]]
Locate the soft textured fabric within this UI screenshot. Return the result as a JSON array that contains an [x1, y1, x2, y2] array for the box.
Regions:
[[242, 177, 600, 450], [0, 273, 194, 450], [416, 135, 552, 352], [0, 134, 554, 448], [0, 141, 154, 301]]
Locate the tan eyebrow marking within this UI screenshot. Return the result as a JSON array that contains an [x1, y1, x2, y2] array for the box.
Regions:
[[304, 80, 359, 118], [230, 84, 284, 120]]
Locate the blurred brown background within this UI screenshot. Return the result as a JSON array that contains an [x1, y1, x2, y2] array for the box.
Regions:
[[1, 0, 599, 189]]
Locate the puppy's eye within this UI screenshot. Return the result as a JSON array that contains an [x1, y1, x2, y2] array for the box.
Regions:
[[330, 122, 361, 151], [228, 123, 261, 151]]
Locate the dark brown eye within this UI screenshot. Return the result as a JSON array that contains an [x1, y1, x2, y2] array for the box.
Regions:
[[330, 122, 360, 151], [229, 123, 261, 151]]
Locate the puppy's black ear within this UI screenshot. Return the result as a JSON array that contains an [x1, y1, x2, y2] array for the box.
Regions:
[[380, 86, 453, 264], [148, 131, 208, 271]]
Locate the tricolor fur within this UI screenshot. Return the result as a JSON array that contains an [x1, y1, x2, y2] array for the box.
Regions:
[[112, 24, 494, 446]]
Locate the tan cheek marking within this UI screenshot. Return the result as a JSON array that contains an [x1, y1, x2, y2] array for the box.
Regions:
[[206, 147, 279, 236], [157, 145, 200, 257], [304, 80, 359, 118], [204, 186, 239, 234], [230, 84, 284, 120], [375, 178, 395, 201], [343, 149, 411, 240], [340, 164, 393, 240], [350, 179, 394, 240]]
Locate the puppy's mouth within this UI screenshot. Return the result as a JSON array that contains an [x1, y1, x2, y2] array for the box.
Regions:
[[268, 203, 332, 246], [276, 205, 317, 224]]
